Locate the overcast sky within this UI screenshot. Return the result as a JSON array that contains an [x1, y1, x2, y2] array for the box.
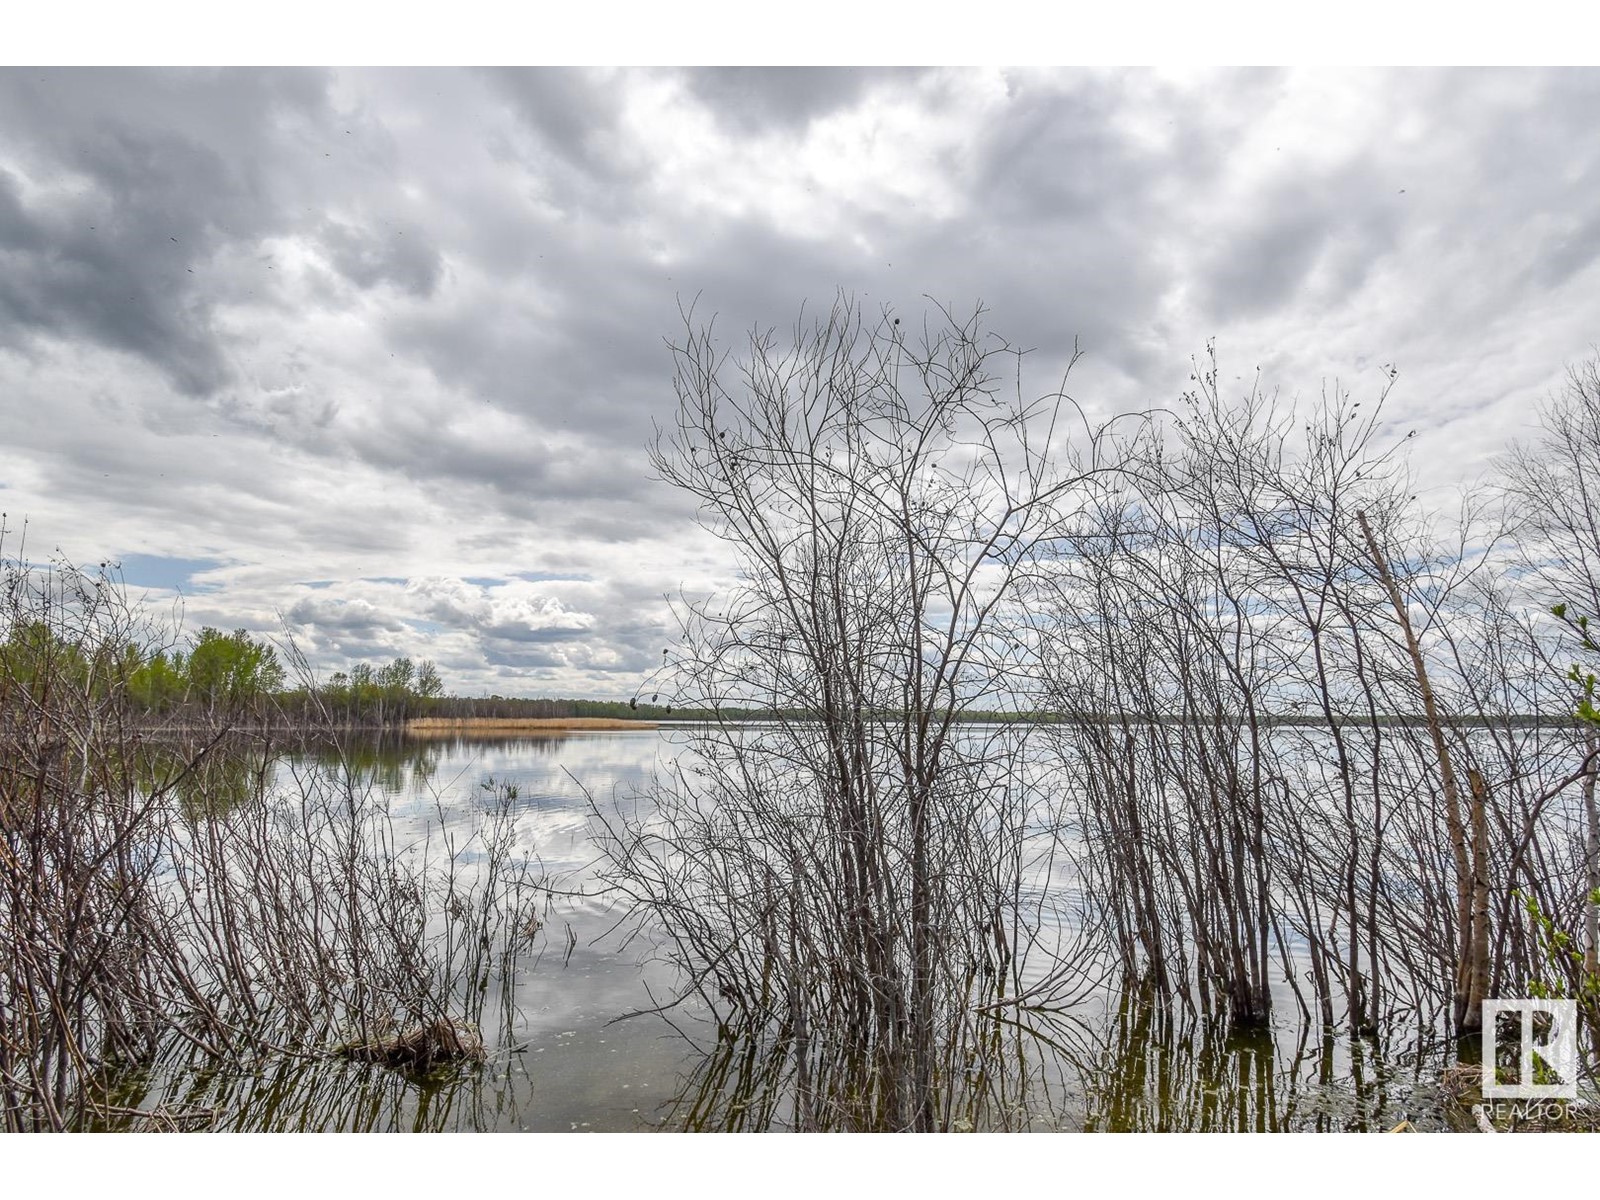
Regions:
[[1, 65, 1598, 695]]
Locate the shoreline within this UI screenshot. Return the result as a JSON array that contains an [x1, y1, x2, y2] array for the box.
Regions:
[[404, 716, 660, 733]]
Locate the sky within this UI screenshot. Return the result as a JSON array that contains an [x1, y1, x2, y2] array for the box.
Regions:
[[3, 60, 1600, 696]]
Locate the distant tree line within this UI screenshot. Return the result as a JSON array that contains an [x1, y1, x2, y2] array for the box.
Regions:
[[1, 617, 684, 728], [297, 656, 444, 725], [1, 622, 287, 722], [10, 615, 1579, 733], [0, 544, 542, 1131]]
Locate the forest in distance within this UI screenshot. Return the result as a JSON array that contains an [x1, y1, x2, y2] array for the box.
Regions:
[[5, 297, 1600, 1133], [5, 617, 1592, 730]]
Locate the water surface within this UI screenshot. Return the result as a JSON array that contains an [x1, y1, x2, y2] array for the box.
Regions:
[[117, 728, 1467, 1132]]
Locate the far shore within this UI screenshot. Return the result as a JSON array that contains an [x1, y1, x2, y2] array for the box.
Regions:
[[404, 716, 660, 734]]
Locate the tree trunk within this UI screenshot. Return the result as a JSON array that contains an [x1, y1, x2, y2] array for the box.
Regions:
[[1462, 768, 1492, 1032], [1356, 511, 1476, 1033], [1585, 731, 1599, 979]]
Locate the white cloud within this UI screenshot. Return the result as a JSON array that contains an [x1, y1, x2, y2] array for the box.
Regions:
[[2, 66, 1598, 694]]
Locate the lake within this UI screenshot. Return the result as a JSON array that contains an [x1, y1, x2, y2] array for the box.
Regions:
[[110, 728, 1472, 1131]]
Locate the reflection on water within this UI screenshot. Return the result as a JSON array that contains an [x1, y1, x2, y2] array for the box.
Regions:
[[661, 1007, 1090, 1132], [103, 729, 1467, 1132], [101, 1052, 524, 1132], [652, 988, 1454, 1132], [1074, 988, 1450, 1131], [104, 729, 699, 1132]]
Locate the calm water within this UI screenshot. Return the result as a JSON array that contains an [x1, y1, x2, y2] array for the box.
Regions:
[[114, 728, 1471, 1132], [266, 729, 702, 1132]]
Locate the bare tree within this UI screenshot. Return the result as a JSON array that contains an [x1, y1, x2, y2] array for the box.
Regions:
[[0, 534, 543, 1130], [1499, 355, 1600, 1053], [592, 295, 1129, 1130]]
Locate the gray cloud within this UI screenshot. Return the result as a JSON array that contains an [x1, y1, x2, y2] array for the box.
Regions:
[[484, 68, 630, 174], [317, 218, 442, 296], [285, 595, 410, 650], [3, 67, 1599, 695], [681, 67, 922, 133], [0, 68, 334, 394]]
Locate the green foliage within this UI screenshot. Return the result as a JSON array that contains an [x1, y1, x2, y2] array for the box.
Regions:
[[0, 619, 91, 699], [1550, 604, 1600, 723], [1542, 602, 1600, 1064], [416, 659, 443, 699], [0, 618, 165, 710], [315, 655, 444, 723], [378, 656, 414, 694], [126, 649, 186, 712], [1520, 890, 1600, 1013], [185, 627, 285, 712]]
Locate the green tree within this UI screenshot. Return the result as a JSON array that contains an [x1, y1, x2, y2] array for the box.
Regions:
[[185, 627, 285, 714], [378, 657, 414, 693], [0, 619, 90, 700], [415, 660, 442, 697], [126, 648, 187, 712]]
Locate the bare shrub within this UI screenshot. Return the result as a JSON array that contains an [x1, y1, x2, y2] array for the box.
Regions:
[[0, 534, 542, 1130], [592, 296, 1130, 1130]]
